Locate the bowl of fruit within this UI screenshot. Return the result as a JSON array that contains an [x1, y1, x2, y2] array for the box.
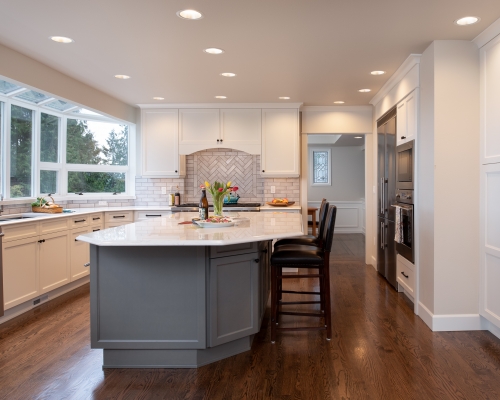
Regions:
[[266, 198, 295, 207]]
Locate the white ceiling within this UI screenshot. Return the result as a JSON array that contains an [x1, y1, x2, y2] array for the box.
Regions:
[[1, 0, 499, 107]]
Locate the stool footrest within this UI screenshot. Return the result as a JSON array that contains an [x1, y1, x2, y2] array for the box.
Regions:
[[281, 290, 321, 295], [277, 326, 327, 332], [279, 301, 321, 305], [278, 311, 324, 318], [278, 274, 323, 279]]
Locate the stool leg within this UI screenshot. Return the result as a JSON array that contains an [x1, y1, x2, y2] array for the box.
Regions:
[[278, 266, 283, 317], [271, 263, 277, 343], [323, 256, 332, 340], [319, 268, 325, 313]]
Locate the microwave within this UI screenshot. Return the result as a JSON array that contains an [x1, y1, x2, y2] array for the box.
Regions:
[[396, 140, 414, 190]]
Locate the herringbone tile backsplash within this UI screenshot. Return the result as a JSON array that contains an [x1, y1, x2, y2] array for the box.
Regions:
[[136, 148, 300, 205]]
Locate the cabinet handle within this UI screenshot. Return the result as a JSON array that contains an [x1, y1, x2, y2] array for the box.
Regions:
[[401, 136, 406, 139], [92, 217, 100, 221], [113, 215, 125, 219], [74, 219, 86, 223], [401, 271, 409, 278], [84, 263, 90, 268], [146, 214, 162, 217], [254, 259, 260, 263], [93, 229, 100, 232], [0, 232, 4, 237], [38, 239, 45, 243], [262, 249, 268, 254]]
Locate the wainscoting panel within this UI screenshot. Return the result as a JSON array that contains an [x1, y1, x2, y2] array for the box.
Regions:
[[308, 200, 365, 234]]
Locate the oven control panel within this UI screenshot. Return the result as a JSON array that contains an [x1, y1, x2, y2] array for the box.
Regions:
[[396, 189, 414, 204]]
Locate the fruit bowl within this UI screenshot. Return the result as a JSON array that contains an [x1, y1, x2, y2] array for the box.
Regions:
[[266, 201, 295, 207]]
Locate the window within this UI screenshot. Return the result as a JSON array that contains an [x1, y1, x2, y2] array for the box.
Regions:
[[0, 77, 134, 199], [310, 148, 331, 186]]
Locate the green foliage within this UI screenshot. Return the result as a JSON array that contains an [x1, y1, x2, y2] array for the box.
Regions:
[[40, 113, 59, 162], [10, 105, 32, 197], [102, 126, 128, 166], [66, 119, 103, 165], [31, 197, 49, 207]]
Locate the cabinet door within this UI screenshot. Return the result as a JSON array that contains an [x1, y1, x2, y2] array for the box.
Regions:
[[179, 109, 220, 154], [220, 109, 261, 154], [142, 109, 181, 176], [396, 100, 407, 145], [3, 236, 39, 310], [405, 90, 418, 143], [261, 109, 299, 177], [209, 253, 260, 347], [71, 228, 91, 281], [39, 230, 70, 294]]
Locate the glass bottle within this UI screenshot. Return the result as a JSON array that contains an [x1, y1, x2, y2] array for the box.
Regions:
[[199, 189, 209, 220]]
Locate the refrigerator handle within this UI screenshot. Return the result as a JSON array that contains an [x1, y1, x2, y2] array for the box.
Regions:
[[385, 224, 388, 248], [384, 179, 388, 212], [380, 222, 384, 249], [380, 178, 384, 215]]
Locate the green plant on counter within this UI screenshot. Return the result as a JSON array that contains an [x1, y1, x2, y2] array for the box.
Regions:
[[31, 197, 49, 207]]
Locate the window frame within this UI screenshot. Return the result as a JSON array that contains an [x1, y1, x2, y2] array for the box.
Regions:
[[309, 147, 332, 186], [0, 84, 135, 201]]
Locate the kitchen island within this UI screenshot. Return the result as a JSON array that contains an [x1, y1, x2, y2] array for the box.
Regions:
[[77, 211, 302, 368]]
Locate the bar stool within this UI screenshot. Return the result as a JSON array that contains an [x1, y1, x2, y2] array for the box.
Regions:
[[270, 206, 337, 343], [274, 198, 328, 249]]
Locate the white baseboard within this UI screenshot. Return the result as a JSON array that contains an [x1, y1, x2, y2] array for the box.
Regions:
[[0, 276, 90, 325], [418, 302, 434, 329], [417, 302, 491, 332], [486, 320, 500, 340], [370, 256, 377, 270]]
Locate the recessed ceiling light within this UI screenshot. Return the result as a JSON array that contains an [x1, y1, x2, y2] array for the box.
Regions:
[[153, 97, 164, 100], [358, 89, 371, 93], [455, 16, 480, 26], [334, 101, 345, 104], [50, 36, 74, 44], [279, 97, 290, 100], [177, 9, 203, 20], [220, 73, 236, 77], [204, 48, 224, 55], [370, 71, 386, 75], [114, 75, 131, 79], [354, 136, 362, 139], [215, 96, 227, 99]]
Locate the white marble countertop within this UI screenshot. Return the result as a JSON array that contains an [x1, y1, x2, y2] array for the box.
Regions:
[[76, 211, 303, 246], [259, 204, 301, 211]]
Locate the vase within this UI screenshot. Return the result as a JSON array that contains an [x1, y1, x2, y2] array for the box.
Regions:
[[213, 194, 225, 216]]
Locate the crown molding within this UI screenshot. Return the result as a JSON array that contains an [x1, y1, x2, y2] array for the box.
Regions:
[[137, 102, 303, 109], [369, 54, 421, 106], [473, 17, 500, 49], [300, 105, 372, 112]]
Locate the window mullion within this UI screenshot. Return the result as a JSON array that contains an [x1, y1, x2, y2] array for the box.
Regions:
[[61, 115, 68, 196]]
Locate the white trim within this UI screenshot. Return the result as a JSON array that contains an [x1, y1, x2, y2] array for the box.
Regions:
[[369, 54, 421, 106], [308, 200, 365, 233], [300, 105, 372, 112], [418, 302, 434, 329], [417, 302, 490, 332], [137, 102, 303, 109], [486, 319, 500, 339], [473, 17, 500, 49]]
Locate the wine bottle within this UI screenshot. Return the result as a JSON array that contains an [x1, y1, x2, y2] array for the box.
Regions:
[[199, 188, 209, 220], [174, 186, 180, 206]]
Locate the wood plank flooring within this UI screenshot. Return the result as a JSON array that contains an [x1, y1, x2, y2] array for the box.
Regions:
[[1, 233, 500, 399]]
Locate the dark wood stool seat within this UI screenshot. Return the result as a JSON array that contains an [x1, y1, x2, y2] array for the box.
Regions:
[[270, 206, 337, 343]]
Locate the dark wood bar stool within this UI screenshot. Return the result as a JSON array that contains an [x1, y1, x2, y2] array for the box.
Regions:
[[274, 198, 328, 249], [270, 206, 337, 343]]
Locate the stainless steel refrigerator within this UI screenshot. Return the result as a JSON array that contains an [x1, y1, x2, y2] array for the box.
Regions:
[[377, 109, 397, 288]]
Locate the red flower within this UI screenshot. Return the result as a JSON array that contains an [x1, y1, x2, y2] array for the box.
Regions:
[[199, 185, 205, 189], [232, 186, 239, 191], [218, 188, 223, 192]]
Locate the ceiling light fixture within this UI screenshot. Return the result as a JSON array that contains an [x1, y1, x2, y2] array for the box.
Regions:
[[358, 89, 371, 93], [220, 73, 236, 77], [279, 97, 290, 100], [50, 36, 74, 44], [455, 16, 480, 26], [215, 96, 227, 99], [114, 75, 131, 79], [370, 71, 386, 75], [153, 97, 164, 100], [177, 9, 203, 20], [334, 101, 345, 104], [204, 48, 224, 55]]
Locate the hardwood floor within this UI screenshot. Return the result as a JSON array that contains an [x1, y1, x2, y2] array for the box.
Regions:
[[1, 233, 500, 399]]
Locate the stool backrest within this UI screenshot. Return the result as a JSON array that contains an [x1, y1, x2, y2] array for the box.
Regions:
[[322, 206, 338, 252], [317, 199, 329, 240]]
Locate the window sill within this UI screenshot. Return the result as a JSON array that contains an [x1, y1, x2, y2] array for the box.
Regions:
[[54, 195, 136, 202], [0, 198, 37, 205]]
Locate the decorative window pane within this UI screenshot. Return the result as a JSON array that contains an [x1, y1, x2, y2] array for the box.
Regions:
[[68, 171, 125, 193], [40, 170, 57, 194], [14, 90, 51, 104], [0, 79, 21, 95], [313, 151, 329, 184], [44, 99, 75, 112], [10, 105, 33, 197], [66, 119, 128, 166], [41, 113, 59, 162]]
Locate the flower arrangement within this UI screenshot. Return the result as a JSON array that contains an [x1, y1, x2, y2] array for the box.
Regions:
[[201, 181, 238, 216]]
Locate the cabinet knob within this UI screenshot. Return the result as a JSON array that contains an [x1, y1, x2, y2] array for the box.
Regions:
[[84, 263, 90, 268], [262, 170, 265, 173], [401, 136, 406, 139], [217, 139, 220, 143], [220, 139, 223, 143], [254, 259, 260, 263], [175, 170, 178, 173]]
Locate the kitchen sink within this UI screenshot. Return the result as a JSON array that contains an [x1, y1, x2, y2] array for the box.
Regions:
[[0, 213, 54, 222]]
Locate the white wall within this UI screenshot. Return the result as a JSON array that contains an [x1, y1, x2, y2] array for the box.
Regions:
[[301, 106, 372, 134], [0, 43, 137, 124]]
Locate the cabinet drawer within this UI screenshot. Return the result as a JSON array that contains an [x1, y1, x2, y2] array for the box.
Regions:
[[397, 255, 414, 297], [210, 242, 258, 258], [40, 217, 69, 234], [70, 215, 90, 228], [105, 211, 134, 223], [1, 222, 39, 242], [134, 211, 171, 221], [89, 213, 104, 226]]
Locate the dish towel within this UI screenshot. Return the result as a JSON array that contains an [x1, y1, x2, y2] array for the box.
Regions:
[[394, 206, 403, 244]]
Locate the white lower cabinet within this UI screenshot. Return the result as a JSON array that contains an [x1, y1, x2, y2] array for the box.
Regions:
[[3, 236, 39, 310], [39, 230, 70, 294], [70, 227, 91, 281], [397, 254, 414, 299]]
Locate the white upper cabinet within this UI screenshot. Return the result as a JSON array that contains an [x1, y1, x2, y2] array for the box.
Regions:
[[261, 109, 299, 177], [142, 109, 185, 177], [179, 109, 220, 154], [396, 89, 418, 146], [220, 109, 261, 154]]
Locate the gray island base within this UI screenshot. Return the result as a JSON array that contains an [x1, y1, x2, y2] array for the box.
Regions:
[[80, 212, 303, 368]]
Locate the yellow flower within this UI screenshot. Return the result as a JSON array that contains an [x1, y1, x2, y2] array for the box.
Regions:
[[205, 181, 210, 188], [227, 181, 231, 187]]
